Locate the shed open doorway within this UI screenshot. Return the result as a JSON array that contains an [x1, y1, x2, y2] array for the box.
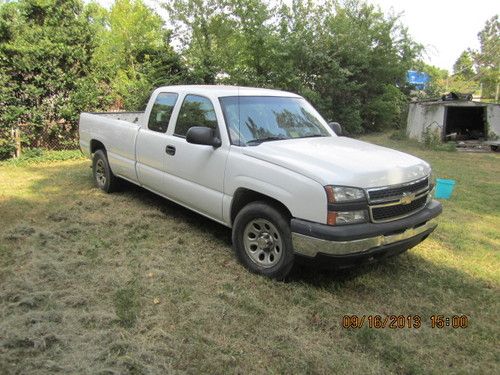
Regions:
[[444, 106, 486, 141]]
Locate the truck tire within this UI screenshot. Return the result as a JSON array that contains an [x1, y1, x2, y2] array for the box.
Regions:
[[232, 201, 294, 279], [92, 150, 120, 193]]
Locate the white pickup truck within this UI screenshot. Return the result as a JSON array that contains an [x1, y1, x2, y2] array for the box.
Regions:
[[79, 85, 442, 278]]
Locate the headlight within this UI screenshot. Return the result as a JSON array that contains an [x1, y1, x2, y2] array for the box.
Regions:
[[325, 185, 368, 225], [429, 171, 436, 189], [324, 186, 366, 203], [428, 171, 435, 203]]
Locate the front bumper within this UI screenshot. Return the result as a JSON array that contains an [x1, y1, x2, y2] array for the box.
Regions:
[[291, 200, 442, 259]]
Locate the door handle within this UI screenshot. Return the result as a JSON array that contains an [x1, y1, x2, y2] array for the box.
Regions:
[[165, 145, 176, 155]]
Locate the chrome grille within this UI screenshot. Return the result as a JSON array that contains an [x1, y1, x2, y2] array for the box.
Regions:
[[369, 178, 429, 201], [367, 177, 430, 223], [371, 195, 427, 222]]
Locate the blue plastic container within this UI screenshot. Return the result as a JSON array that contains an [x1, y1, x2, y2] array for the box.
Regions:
[[434, 178, 456, 199]]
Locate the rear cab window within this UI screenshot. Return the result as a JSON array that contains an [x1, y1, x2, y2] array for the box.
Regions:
[[148, 93, 178, 133]]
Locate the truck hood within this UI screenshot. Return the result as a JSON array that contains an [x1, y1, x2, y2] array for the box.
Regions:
[[241, 136, 430, 188]]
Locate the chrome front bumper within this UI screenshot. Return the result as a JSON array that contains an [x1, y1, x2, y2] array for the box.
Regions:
[[292, 219, 437, 257]]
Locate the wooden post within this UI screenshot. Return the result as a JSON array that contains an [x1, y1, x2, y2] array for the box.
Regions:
[[11, 128, 15, 158], [14, 128, 21, 158]]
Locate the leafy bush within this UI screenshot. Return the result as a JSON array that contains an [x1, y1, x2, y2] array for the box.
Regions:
[[0, 130, 15, 159], [0, 0, 195, 160], [421, 127, 456, 152], [0, 0, 424, 159], [390, 129, 408, 141], [20, 148, 44, 159], [422, 127, 441, 149]]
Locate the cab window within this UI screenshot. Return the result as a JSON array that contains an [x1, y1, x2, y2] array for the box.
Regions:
[[148, 93, 178, 133], [174, 95, 217, 137]]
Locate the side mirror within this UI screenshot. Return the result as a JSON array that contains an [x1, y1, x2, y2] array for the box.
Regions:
[[186, 126, 222, 148], [328, 122, 343, 136]]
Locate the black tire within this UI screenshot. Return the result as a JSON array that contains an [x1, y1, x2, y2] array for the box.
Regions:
[[92, 149, 120, 193], [232, 201, 294, 279]]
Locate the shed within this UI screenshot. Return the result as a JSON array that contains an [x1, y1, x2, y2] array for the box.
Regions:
[[407, 101, 500, 142]]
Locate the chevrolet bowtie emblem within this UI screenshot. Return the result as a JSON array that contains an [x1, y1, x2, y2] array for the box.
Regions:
[[400, 192, 415, 205]]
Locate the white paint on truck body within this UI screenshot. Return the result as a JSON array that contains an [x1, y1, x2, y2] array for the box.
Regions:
[[79, 85, 431, 228]]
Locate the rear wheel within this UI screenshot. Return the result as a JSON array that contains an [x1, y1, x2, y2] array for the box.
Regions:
[[232, 201, 294, 279], [92, 150, 120, 193]]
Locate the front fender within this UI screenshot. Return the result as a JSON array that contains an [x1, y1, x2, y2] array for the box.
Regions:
[[223, 150, 328, 225]]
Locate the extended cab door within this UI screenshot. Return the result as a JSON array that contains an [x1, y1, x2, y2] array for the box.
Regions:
[[162, 94, 229, 221], [135, 92, 178, 195]]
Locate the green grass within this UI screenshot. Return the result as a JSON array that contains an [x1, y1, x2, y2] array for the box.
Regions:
[[0, 149, 84, 166], [0, 135, 498, 374]]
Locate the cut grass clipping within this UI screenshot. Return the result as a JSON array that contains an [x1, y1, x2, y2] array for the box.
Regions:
[[0, 134, 498, 374]]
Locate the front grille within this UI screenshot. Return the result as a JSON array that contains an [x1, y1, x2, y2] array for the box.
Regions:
[[371, 195, 427, 222], [369, 178, 428, 201]]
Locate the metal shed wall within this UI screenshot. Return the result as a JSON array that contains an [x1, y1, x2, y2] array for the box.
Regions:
[[407, 103, 445, 141], [407, 102, 500, 141], [486, 104, 500, 136]]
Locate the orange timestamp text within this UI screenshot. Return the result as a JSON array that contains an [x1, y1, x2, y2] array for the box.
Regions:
[[342, 315, 469, 329]]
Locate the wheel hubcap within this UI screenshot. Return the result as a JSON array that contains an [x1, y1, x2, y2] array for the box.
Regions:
[[243, 219, 283, 268], [95, 159, 106, 186]]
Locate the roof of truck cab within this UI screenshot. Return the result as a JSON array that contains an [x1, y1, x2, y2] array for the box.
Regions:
[[155, 85, 301, 98]]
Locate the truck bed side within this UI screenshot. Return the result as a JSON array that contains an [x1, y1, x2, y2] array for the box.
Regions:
[[79, 112, 141, 182]]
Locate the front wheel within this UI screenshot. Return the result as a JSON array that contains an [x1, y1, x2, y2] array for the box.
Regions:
[[232, 201, 294, 279]]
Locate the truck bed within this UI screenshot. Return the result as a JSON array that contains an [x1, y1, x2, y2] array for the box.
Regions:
[[88, 111, 144, 124], [79, 112, 143, 182]]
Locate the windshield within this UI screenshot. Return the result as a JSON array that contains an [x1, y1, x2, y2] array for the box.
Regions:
[[219, 96, 331, 146]]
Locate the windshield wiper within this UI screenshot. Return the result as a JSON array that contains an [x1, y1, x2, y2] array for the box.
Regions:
[[300, 134, 326, 138], [246, 136, 289, 145]]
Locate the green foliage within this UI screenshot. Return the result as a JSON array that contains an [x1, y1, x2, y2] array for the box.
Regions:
[[443, 17, 499, 101], [20, 147, 44, 159], [0, 0, 110, 157], [412, 61, 448, 97], [94, 0, 189, 110], [168, 0, 421, 134], [412, 58, 479, 98], [365, 84, 408, 130], [474, 15, 499, 100], [389, 128, 408, 141], [0, 0, 425, 159], [421, 127, 456, 152], [422, 126, 441, 149], [0, 129, 15, 159], [447, 51, 479, 95], [114, 284, 140, 327], [1, 149, 84, 166], [453, 50, 475, 79]]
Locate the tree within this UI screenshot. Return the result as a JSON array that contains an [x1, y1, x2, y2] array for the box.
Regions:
[[166, 0, 421, 133], [474, 15, 499, 101], [0, 0, 425, 159], [453, 50, 475, 79], [165, 0, 226, 84], [0, 0, 108, 157], [94, 0, 188, 109], [276, 0, 420, 132]]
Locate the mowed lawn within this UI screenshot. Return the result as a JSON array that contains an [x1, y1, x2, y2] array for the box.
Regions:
[[0, 135, 498, 374]]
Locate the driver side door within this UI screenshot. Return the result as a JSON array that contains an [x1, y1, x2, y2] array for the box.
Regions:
[[163, 94, 229, 222]]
